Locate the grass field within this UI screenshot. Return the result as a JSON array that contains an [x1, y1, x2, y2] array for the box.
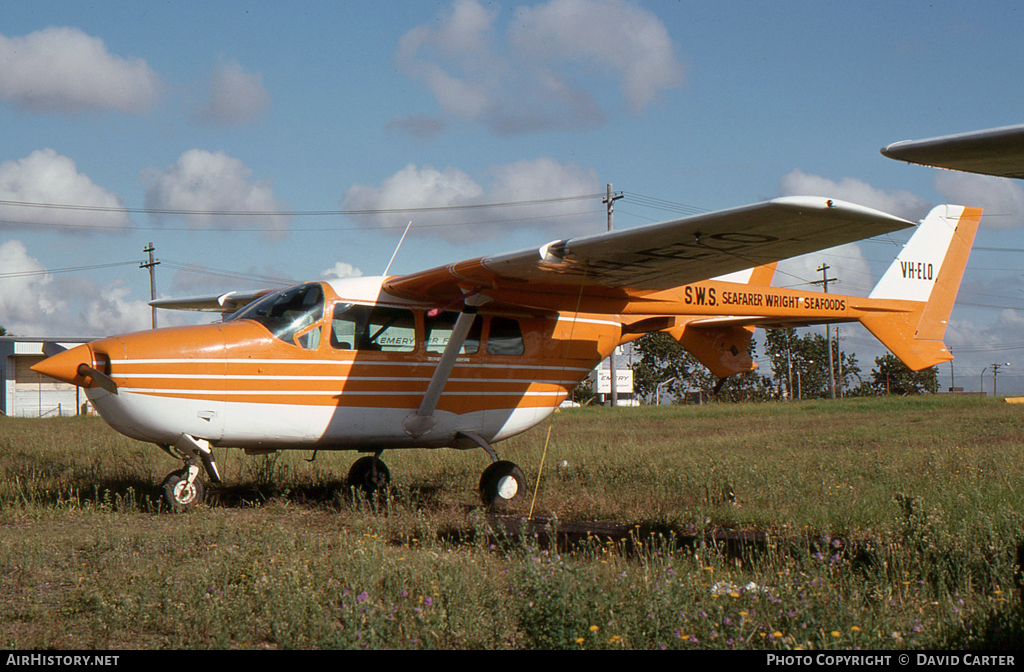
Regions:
[[2, 395, 1024, 649]]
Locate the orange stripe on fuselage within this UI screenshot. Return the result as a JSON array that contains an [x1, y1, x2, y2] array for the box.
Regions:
[[90, 309, 616, 413]]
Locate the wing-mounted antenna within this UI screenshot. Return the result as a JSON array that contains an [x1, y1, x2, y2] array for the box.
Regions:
[[382, 221, 413, 276]]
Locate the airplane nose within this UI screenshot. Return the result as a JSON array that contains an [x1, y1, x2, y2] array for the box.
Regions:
[[31, 343, 118, 393], [31, 344, 94, 386]]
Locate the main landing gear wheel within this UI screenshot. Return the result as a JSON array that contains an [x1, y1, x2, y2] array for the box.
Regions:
[[161, 469, 205, 512], [347, 456, 391, 496], [479, 460, 526, 507]]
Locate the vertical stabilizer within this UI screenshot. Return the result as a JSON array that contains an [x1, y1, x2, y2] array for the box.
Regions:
[[859, 205, 981, 370]]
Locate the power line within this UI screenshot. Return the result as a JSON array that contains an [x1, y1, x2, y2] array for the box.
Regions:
[[0, 260, 141, 279], [0, 193, 603, 217], [0, 205, 605, 233], [619, 191, 709, 217], [160, 260, 294, 286]]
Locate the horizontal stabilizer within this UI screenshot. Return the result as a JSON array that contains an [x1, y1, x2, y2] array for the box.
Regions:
[[150, 289, 275, 313]]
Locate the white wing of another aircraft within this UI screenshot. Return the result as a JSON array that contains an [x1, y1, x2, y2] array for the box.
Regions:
[[881, 123, 1024, 178]]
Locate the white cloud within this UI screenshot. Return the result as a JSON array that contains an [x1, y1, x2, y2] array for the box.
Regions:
[[0, 27, 160, 114], [197, 59, 271, 125], [933, 171, 1024, 229], [0, 240, 155, 337], [780, 169, 932, 221], [395, 0, 683, 135], [0, 149, 131, 232], [141, 150, 290, 238], [320, 262, 364, 280], [510, 0, 684, 112], [342, 158, 600, 242]]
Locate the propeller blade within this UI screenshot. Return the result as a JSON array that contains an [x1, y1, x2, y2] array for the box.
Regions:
[[42, 342, 67, 358], [77, 364, 118, 395]]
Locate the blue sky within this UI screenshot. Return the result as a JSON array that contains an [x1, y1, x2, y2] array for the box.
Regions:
[[3, 0, 1024, 393]]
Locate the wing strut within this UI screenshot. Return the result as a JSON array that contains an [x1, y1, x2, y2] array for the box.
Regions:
[[403, 293, 491, 438]]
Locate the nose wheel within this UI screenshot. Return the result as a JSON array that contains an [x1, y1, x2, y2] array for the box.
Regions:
[[161, 465, 205, 511], [159, 435, 220, 512]]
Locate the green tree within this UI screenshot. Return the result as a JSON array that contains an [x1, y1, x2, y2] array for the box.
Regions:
[[632, 332, 699, 403], [570, 379, 596, 406], [763, 328, 861, 399], [633, 331, 773, 403], [870, 353, 938, 395], [0, 325, 6, 336]]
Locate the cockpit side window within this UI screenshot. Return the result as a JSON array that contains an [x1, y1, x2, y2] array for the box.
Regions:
[[229, 283, 325, 345], [425, 311, 481, 354], [331, 304, 416, 352], [486, 317, 525, 356]]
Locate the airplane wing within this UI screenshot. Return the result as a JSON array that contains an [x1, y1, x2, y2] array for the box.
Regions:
[[881, 124, 1024, 178], [384, 196, 913, 312], [150, 288, 275, 313]]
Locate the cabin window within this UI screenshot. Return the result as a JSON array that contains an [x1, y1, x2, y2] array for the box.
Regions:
[[486, 317, 524, 356], [229, 283, 325, 345], [331, 304, 416, 352], [425, 311, 482, 354]]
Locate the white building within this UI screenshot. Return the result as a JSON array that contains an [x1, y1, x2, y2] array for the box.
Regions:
[[1, 336, 96, 417]]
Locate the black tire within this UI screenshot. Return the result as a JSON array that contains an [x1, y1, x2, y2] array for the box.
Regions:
[[479, 460, 526, 507], [347, 456, 391, 495], [161, 469, 205, 511]]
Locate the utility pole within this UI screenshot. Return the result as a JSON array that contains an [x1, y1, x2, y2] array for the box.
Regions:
[[835, 327, 843, 398], [811, 263, 838, 399], [992, 362, 1010, 398], [141, 242, 160, 329], [603, 184, 623, 406], [786, 342, 793, 401], [949, 348, 955, 392]]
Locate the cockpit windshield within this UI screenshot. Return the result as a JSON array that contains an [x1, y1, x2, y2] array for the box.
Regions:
[[228, 283, 324, 344]]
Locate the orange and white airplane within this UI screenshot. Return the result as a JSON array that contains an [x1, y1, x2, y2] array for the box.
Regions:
[[32, 197, 980, 510]]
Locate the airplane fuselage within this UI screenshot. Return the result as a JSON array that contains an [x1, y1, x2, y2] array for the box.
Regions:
[[36, 271, 936, 455], [51, 277, 621, 453]]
